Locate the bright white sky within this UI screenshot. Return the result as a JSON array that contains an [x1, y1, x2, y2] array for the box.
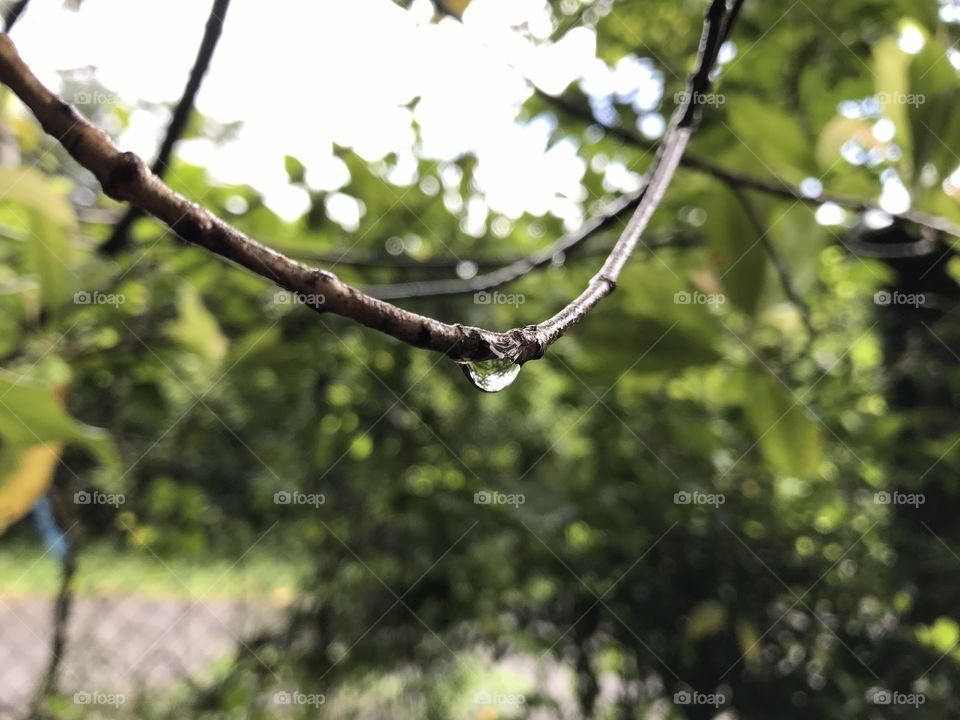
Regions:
[[10, 0, 666, 230]]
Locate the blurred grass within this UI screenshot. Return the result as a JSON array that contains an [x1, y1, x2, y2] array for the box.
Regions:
[[0, 541, 309, 601]]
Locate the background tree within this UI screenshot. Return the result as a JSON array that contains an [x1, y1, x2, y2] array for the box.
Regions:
[[1, 0, 959, 718]]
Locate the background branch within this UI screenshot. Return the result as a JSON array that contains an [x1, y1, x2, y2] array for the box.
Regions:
[[368, 192, 639, 299], [731, 185, 815, 339], [366, 211, 697, 300], [98, 0, 232, 255], [539, 91, 960, 242], [2, 0, 28, 33]]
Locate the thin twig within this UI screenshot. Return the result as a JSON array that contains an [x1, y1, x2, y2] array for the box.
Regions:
[[730, 185, 815, 340], [2, 0, 29, 33], [30, 524, 77, 712], [539, 91, 960, 241], [0, 0, 740, 364], [366, 214, 695, 300], [368, 192, 639, 299], [99, 0, 232, 255], [294, 243, 615, 272]]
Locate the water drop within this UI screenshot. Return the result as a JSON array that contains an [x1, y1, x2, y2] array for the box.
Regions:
[[459, 357, 521, 393]]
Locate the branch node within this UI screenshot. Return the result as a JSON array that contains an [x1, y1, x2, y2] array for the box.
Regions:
[[595, 273, 617, 292], [313, 268, 338, 285], [103, 151, 147, 201], [489, 325, 547, 365], [171, 210, 210, 244]]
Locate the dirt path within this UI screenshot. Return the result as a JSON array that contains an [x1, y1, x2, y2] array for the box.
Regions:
[[0, 594, 281, 717]]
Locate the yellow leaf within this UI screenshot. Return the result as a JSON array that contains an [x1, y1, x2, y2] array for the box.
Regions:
[[435, 0, 472, 19], [0, 442, 63, 533]]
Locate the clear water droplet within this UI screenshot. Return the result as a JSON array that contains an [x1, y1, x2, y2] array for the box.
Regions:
[[459, 357, 521, 393]]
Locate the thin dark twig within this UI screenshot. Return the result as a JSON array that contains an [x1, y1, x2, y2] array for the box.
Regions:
[[3, 0, 29, 32], [730, 185, 815, 340], [99, 0, 232, 255], [368, 193, 640, 299], [366, 215, 695, 300], [538, 91, 960, 241], [841, 234, 938, 258], [295, 251, 523, 271], [40, 552, 77, 692], [30, 526, 77, 711], [296, 242, 632, 272]]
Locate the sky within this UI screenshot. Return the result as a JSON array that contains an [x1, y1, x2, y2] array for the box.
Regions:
[[9, 0, 633, 230]]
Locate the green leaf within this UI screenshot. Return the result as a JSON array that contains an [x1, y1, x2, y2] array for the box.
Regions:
[[815, 116, 874, 171], [0, 370, 117, 470], [167, 285, 228, 361], [0, 168, 77, 311], [725, 95, 814, 181], [908, 37, 960, 178], [873, 36, 913, 180], [580, 261, 725, 374], [741, 370, 823, 477], [622, 270, 724, 372], [0, 167, 77, 229], [703, 184, 766, 316], [284, 155, 306, 185], [24, 209, 73, 310]]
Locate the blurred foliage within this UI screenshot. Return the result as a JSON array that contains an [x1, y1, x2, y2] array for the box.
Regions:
[[2, 0, 960, 718]]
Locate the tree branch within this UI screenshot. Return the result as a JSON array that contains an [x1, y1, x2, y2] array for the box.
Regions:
[[0, 0, 738, 365], [368, 192, 639, 300], [98, 0, 232, 255], [2, 0, 29, 33], [296, 238, 639, 272], [32, 539, 76, 703], [540, 92, 960, 241], [366, 209, 696, 300]]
